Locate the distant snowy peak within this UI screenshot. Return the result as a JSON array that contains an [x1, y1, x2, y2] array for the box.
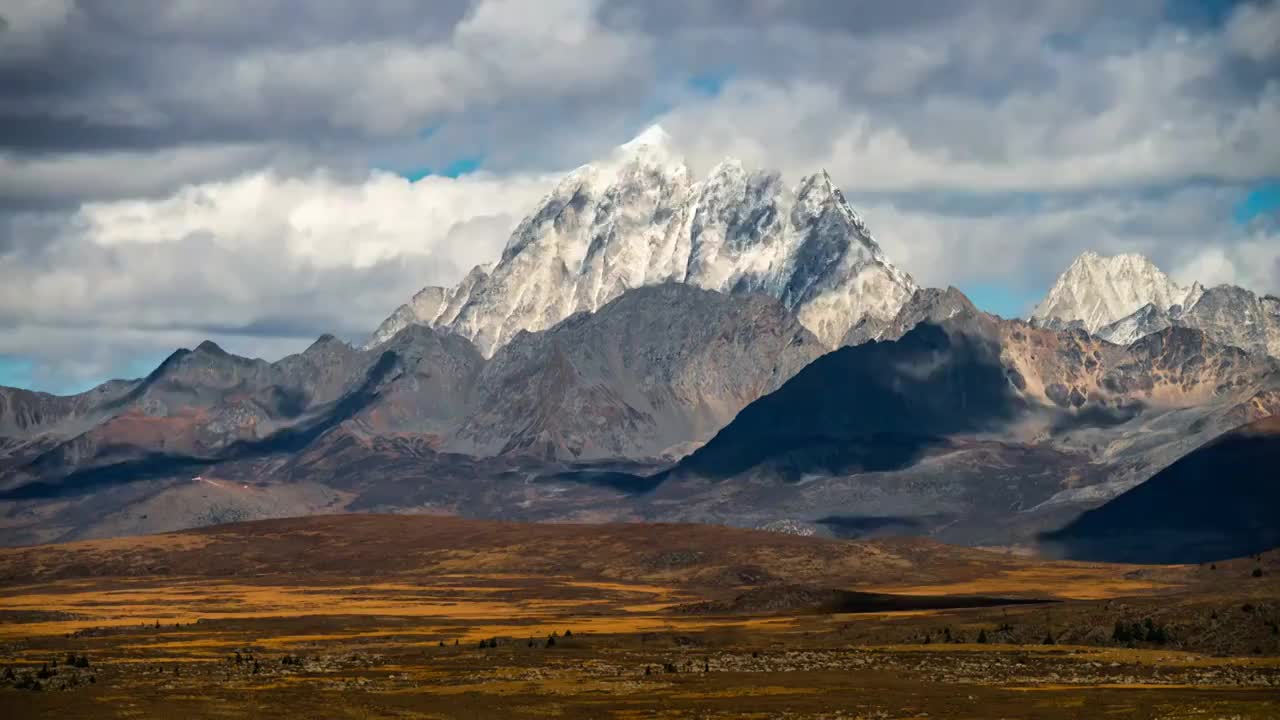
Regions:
[[1035, 251, 1280, 357], [368, 125, 916, 355], [1032, 251, 1201, 332]]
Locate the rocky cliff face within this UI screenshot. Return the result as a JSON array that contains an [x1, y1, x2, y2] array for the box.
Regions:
[[368, 126, 915, 355]]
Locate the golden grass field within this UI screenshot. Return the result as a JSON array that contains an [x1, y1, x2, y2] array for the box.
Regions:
[[1, 515, 1277, 718]]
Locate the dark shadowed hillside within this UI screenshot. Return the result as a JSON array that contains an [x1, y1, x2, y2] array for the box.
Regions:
[[1042, 416, 1280, 563], [676, 321, 1025, 480]]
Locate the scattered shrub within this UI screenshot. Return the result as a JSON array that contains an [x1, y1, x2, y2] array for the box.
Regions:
[[1113, 618, 1170, 644]]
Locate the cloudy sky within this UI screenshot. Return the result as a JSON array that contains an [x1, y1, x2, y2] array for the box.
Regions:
[[1, 0, 1278, 393]]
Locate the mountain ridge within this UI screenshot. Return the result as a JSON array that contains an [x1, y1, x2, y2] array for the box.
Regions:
[[1033, 251, 1279, 357], [3, 281, 1278, 552], [367, 126, 916, 354]]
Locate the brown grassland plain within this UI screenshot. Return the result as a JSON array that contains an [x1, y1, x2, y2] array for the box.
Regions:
[[0, 515, 1277, 719]]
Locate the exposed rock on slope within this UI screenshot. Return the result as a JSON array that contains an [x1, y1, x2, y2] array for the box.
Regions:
[[842, 286, 980, 346], [1093, 303, 1174, 346], [652, 297, 1280, 547], [0, 285, 824, 503], [368, 126, 915, 354], [367, 264, 493, 349], [1176, 285, 1280, 358], [0, 335, 413, 489], [450, 284, 824, 460]]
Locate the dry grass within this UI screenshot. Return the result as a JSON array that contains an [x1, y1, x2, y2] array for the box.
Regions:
[[1, 515, 1276, 719], [865, 565, 1185, 600]]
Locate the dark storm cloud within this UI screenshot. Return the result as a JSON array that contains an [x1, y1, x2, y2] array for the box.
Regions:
[[601, 0, 1038, 35], [0, 0, 651, 156], [0, 1, 471, 153]]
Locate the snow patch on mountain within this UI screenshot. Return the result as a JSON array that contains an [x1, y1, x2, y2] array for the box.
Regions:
[[1032, 251, 1202, 333], [368, 125, 916, 355], [1094, 303, 1175, 346], [1036, 251, 1280, 357]]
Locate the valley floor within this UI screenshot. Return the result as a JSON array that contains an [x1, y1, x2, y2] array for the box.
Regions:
[[0, 516, 1276, 719]]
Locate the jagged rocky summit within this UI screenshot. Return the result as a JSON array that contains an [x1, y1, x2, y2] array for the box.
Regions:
[[1031, 251, 1203, 333], [1033, 251, 1280, 357], [368, 125, 916, 355]]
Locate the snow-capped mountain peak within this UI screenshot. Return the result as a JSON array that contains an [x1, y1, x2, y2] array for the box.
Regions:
[[619, 123, 673, 152], [1032, 251, 1278, 357], [1032, 251, 1200, 332], [368, 127, 916, 355]]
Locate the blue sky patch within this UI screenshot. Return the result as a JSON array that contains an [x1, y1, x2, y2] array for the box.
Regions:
[[1234, 180, 1280, 224], [688, 67, 734, 97], [0, 357, 35, 391], [1164, 0, 1243, 28], [399, 155, 485, 181], [961, 282, 1040, 320]]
